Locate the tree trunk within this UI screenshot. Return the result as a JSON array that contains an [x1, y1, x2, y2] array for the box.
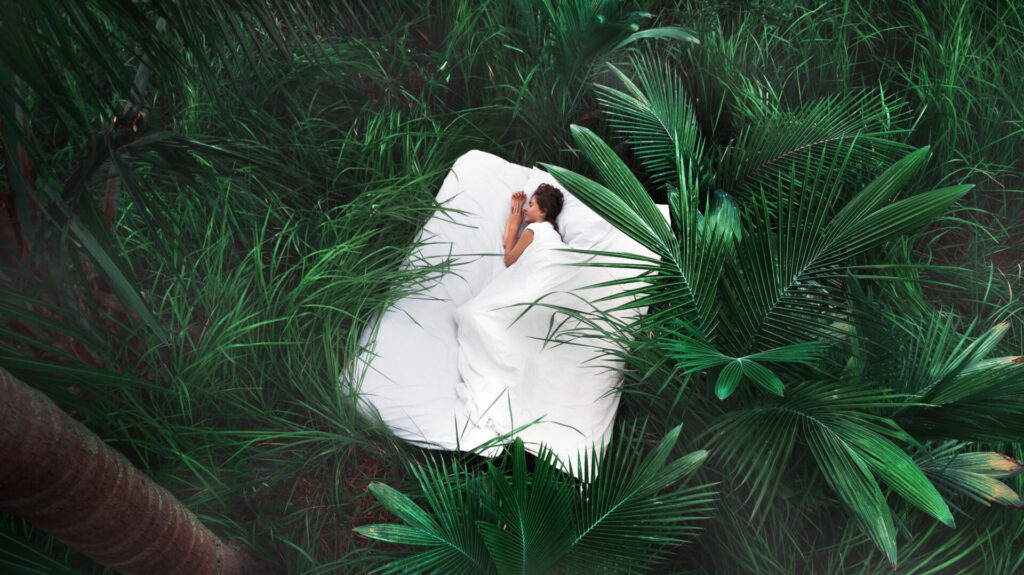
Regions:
[[0, 368, 261, 575]]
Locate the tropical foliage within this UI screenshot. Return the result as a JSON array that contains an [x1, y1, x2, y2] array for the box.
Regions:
[[356, 424, 714, 574], [542, 59, 1022, 566], [1, 0, 1022, 573]]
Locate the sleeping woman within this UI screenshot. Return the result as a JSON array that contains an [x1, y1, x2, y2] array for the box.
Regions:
[[502, 183, 564, 266], [454, 183, 620, 465]]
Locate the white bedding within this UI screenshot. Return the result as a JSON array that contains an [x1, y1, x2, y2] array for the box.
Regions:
[[343, 150, 660, 470], [454, 220, 630, 465]]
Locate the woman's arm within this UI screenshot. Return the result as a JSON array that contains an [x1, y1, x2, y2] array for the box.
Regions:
[[502, 191, 526, 255], [504, 229, 534, 267]]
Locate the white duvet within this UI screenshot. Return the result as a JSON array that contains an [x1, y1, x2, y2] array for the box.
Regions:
[[455, 220, 630, 463], [343, 150, 661, 471]]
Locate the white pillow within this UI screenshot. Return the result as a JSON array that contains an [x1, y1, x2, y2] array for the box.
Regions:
[[520, 169, 614, 250]]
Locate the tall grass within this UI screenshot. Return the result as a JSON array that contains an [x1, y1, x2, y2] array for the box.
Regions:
[[116, 184, 447, 572], [0, 2, 502, 572]]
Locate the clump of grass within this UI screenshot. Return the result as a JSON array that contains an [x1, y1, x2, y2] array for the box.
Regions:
[[1, 2, 509, 571]]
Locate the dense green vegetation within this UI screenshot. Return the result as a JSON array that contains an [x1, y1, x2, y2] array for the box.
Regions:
[[2, 1, 1022, 573]]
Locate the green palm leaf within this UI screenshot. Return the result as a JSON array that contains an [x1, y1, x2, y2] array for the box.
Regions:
[[554, 63, 968, 405], [611, 27, 699, 52], [718, 89, 914, 199], [355, 458, 495, 575], [899, 353, 1024, 443], [851, 299, 1024, 443], [479, 442, 573, 575], [560, 124, 676, 249], [707, 380, 955, 565], [359, 482, 444, 541], [803, 414, 900, 565], [833, 419, 954, 528], [543, 125, 729, 340], [915, 444, 1024, 508], [356, 424, 715, 574], [595, 57, 705, 192], [569, 423, 714, 573], [726, 146, 970, 354], [664, 336, 827, 399]]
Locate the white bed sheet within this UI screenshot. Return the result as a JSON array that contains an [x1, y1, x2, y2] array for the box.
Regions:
[[342, 150, 660, 468]]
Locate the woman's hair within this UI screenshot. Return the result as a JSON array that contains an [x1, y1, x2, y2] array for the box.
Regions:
[[532, 184, 564, 231]]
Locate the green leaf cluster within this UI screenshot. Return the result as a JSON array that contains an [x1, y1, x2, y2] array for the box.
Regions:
[[540, 57, 1024, 566], [356, 424, 715, 574]]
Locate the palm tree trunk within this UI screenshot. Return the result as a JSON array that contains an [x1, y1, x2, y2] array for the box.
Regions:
[[0, 368, 261, 575]]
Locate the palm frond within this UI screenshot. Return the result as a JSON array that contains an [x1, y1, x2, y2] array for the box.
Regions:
[[726, 146, 970, 355], [479, 443, 573, 575], [851, 299, 1024, 443], [568, 422, 715, 573], [898, 354, 1024, 443], [544, 125, 730, 341], [663, 335, 827, 400], [355, 460, 495, 575], [356, 424, 715, 574], [706, 379, 955, 565], [915, 443, 1024, 509], [718, 89, 914, 199], [595, 57, 705, 192]]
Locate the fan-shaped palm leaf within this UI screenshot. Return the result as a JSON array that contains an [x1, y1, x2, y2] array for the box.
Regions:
[[846, 293, 1024, 443], [568, 423, 714, 572], [543, 125, 729, 339], [479, 444, 573, 575], [664, 336, 827, 399], [595, 56, 913, 204], [707, 379, 954, 566], [895, 322, 1024, 443], [355, 424, 715, 574], [355, 461, 495, 575]]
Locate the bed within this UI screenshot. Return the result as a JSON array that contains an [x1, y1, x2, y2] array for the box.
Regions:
[[342, 150, 661, 472]]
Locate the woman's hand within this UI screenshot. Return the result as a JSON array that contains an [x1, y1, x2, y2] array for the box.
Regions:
[[510, 191, 526, 215], [503, 191, 527, 259]]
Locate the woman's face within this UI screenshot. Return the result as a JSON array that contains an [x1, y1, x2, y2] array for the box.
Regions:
[[523, 196, 546, 223]]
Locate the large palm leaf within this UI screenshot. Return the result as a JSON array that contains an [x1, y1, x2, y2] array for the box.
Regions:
[[723, 146, 970, 355], [588, 58, 967, 363], [595, 56, 914, 200], [913, 442, 1024, 509], [544, 125, 727, 341], [594, 58, 705, 192], [846, 294, 1024, 443], [355, 423, 715, 574], [705, 378, 956, 565], [717, 89, 915, 200]]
